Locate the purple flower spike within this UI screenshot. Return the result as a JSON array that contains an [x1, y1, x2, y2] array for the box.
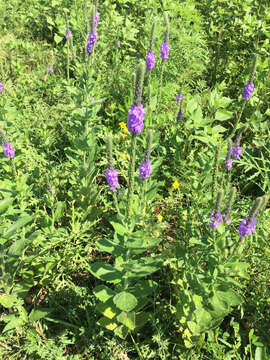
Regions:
[[90, 11, 98, 29], [115, 40, 120, 48], [0, 82, 3, 93], [209, 210, 222, 230], [177, 93, 182, 103], [86, 31, 98, 54], [105, 168, 119, 191], [66, 28, 71, 39], [177, 111, 182, 122], [48, 67, 54, 73], [139, 160, 152, 179], [226, 158, 232, 170], [127, 104, 145, 134], [242, 82, 254, 99], [160, 42, 170, 59], [2, 142, 15, 158], [238, 217, 257, 238], [146, 51, 155, 72], [232, 145, 242, 160]]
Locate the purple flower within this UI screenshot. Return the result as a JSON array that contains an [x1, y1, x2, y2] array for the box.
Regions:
[[177, 93, 182, 103], [105, 168, 119, 191], [86, 31, 98, 54], [66, 28, 71, 39], [225, 218, 232, 225], [238, 217, 257, 238], [242, 82, 254, 99], [127, 104, 145, 134], [90, 11, 98, 29], [115, 40, 120, 48], [48, 188, 55, 194], [177, 111, 182, 122], [232, 145, 242, 160], [0, 82, 3, 93], [2, 141, 15, 158], [146, 51, 155, 72], [139, 160, 152, 179], [226, 158, 232, 170], [209, 210, 223, 230], [160, 42, 170, 59], [48, 67, 54, 73]]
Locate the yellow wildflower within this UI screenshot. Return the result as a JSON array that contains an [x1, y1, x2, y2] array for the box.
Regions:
[[172, 180, 180, 190], [119, 122, 129, 133], [156, 214, 163, 222]]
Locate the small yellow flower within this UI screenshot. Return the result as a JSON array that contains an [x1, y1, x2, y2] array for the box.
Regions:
[[142, 208, 146, 215], [119, 122, 128, 133], [120, 132, 127, 139], [172, 180, 180, 190], [156, 214, 163, 222]]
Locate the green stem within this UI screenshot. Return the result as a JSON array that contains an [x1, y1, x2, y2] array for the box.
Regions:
[[228, 100, 246, 139], [147, 72, 152, 128], [126, 133, 137, 217], [11, 158, 17, 179], [156, 60, 165, 113], [112, 191, 120, 215], [130, 333, 144, 360], [67, 39, 70, 80]]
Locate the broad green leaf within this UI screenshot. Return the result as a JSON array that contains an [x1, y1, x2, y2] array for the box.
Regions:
[[125, 257, 163, 278], [96, 299, 119, 319], [97, 316, 118, 331], [96, 238, 124, 256], [29, 308, 53, 322], [8, 238, 28, 256], [125, 233, 160, 250], [110, 221, 128, 236], [113, 292, 138, 312], [54, 202, 65, 221], [135, 312, 149, 329], [216, 289, 242, 307], [187, 321, 201, 336], [89, 262, 122, 283], [0, 294, 17, 308], [54, 34, 63, 44], [215, 109, 233, 121], [117, 311, 136, 330], [4, 215, 33, 239], [255, 346, 266, 360], [114, 324, 129, 339], [0, 197, 13, 214], [129, 280, 156, 298], [93, 285, 116, 303]]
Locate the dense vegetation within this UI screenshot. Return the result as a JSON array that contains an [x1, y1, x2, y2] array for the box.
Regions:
[[0, 0, 269, 359]]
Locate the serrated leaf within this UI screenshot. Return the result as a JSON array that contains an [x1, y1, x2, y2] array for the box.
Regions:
[[93, 285, 116, 302], [113, 292, 138, 312]]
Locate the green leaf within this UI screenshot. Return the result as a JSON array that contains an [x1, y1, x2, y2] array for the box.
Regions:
[[96, 238, 124, 256], [0, 294, 17, 308], [216, 289, 242, 307], [135, 312, 149, 329], [4, 215, 33, 239], [54, 34, 63, 44], [110, 221, 128, 236], [93, 285, 116, 303], [29, 308, 53, 322], [114, 324, 129, 339], [2, 316, 24, 333], [97, 316, 118, 331], [0, 197, 13, 214], [113, 292, 138, 312], [54, 202, 65, 221], [89, 262, 122, 284], [215, 109, 233, 121], [96, 299, 119, 319], [125, 257, 163, 278], [117, 311, 136, 330]]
